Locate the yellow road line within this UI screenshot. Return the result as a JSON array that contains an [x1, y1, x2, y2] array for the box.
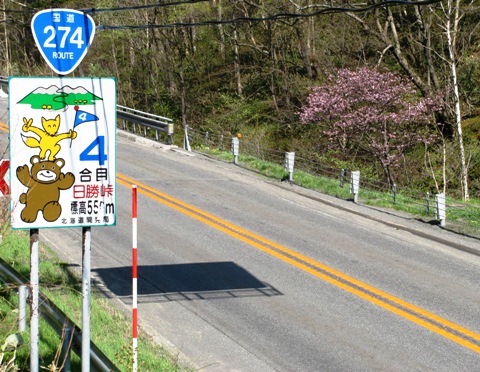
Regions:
[[2, 116, 478, 351], [117, 172, 480, 353], [1, 117, 479, 352]]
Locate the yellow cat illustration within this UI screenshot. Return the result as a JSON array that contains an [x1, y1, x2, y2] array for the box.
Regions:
[[22, 115, 77, 161]]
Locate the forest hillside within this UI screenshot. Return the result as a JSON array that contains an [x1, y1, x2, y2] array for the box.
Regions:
[[1, 0, 480, 199]]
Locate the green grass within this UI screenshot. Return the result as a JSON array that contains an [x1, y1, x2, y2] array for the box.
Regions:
[[195, 146, 480, 237], [2, 144, 478, 369], [194, 146, 234, 162], [0, 230, 187, 371]]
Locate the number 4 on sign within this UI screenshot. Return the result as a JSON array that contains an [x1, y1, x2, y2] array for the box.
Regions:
[[80, 136, 108, 166]]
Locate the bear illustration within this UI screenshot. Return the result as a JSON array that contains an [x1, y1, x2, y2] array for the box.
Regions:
[[16, 156, 75, 223]]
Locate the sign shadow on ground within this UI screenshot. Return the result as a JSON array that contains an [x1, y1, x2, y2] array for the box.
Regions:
[[93, 261, 282, 303]]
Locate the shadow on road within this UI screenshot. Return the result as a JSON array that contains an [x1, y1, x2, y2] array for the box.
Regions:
[[93, 261, 282, 303]]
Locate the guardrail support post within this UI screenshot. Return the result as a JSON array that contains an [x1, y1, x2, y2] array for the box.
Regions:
[[168, 123, 174, 145], [232, 137, 239, 165], [60, 327, 72, 372], [435, 193, 446, 227], [0, 244, 119, 370], [340, 169, 345, 188], [18, 285, 28, 332], [350, 171, 360, 204], [426, 192, 430, 215], [392, 184, 397, 204]]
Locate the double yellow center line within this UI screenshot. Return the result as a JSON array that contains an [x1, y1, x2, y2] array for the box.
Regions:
[[116, 172, 480, 354], [0, 116, 478, 353]]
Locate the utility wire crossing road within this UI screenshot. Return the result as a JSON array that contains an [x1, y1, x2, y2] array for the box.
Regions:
[[116, 172, 480, 355]]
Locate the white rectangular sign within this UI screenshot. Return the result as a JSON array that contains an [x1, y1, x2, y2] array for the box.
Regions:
[[9, 77, 116, 229]]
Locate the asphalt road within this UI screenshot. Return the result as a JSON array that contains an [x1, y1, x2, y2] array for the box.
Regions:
[[1, 96, 479, 371]]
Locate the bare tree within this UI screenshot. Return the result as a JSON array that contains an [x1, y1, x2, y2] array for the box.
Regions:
[[344, 1, 476, 200], [439, 0, 469, 200]]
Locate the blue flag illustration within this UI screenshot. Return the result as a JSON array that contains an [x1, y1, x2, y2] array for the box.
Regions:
[[74, 105, 99, 127]]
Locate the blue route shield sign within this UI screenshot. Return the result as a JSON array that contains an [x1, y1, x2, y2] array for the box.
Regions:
[[31, 9, 95, 75]]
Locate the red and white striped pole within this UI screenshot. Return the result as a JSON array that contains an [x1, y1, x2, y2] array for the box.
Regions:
[[132, 185, 138, 371]]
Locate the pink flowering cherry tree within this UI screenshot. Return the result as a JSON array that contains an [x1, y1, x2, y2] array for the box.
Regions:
[[299, 68, 441, 187]]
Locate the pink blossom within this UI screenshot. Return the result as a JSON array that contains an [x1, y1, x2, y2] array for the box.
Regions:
[[298, 67, 442, 184]]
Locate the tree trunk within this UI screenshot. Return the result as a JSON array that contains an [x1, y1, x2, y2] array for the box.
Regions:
[[233, 26, 242, 96], [444, 0, 469, 200], [216, 0, 226, 60], [295, 20, 313, 78], [2, 0, 9, 74]]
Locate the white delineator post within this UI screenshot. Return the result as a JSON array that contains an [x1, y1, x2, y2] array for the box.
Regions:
[[350, 171, 360, 203], [132, 185, 138, 371], [232, 137, 239, 165], [284, 152, 295, 182], [435, 193, 446, 227]]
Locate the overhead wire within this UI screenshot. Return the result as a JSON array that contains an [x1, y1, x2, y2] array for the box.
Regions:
[[0, 0, 209, 16], [79, 0, 210, 14], [91, 0, 444, 31], [1, 0, 444, 29]]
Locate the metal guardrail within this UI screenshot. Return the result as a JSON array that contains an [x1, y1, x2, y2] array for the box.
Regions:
[[0, 76, 174, 144], [0, 257, 119, 371], [117, 104, 173, 144], [0, 76, 7, 97]]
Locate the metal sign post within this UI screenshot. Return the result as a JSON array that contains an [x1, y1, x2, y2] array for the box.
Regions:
[[82, 227, 91, 372], [30, 229, 39, 372]]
